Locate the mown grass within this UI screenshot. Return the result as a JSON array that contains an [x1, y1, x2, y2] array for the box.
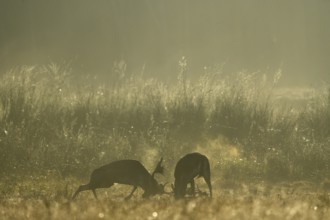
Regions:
[[0, 63, 329, 219]]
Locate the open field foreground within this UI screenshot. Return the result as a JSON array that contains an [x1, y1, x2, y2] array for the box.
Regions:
[[1, 177, 330, 220]]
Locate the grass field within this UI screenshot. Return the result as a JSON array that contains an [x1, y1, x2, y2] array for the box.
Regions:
[[1, 176, 329, 220], [0, 64, 329, 219]]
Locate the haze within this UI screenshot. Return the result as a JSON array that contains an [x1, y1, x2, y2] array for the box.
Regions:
[[1, 0, 329, 85]]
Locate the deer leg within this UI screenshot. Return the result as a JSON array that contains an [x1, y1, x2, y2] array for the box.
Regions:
[[92, 189, 98, 199], [190, 180, 196, 197], [125, 186, 137, 200], [207, 181, 212, 197], [203, 177, 212, 197], [72, 184, 90, 200]]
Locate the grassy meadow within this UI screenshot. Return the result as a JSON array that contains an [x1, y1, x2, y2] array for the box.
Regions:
[[0, 63, 330, 219]]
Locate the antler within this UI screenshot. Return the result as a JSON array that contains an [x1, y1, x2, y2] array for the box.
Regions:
[[152, 157, 164, 177]]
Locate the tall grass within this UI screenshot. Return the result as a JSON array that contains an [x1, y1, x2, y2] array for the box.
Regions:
[[0, 64, 329, 183]]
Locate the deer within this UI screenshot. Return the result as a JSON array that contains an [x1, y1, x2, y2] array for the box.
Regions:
[[72, 158, 166, 200], [173, 152, 212, 199]]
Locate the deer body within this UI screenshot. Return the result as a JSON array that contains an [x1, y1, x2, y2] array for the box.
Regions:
[[174, 152, 212, 199], [72, 158, 164, 200]]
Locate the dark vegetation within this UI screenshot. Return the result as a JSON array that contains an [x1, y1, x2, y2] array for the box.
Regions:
[[0, 63, 329, 192]]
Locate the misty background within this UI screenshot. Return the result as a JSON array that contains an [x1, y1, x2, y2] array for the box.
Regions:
[[1, 0, 329, 86]]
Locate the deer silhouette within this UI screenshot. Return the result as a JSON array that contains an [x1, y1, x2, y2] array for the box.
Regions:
[[72, 158, 165, 200], [173, 152, 212, 199]]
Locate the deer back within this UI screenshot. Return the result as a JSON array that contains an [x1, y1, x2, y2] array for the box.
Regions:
[[90, 160, 157, 190], [174, 153, 209, 181]]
